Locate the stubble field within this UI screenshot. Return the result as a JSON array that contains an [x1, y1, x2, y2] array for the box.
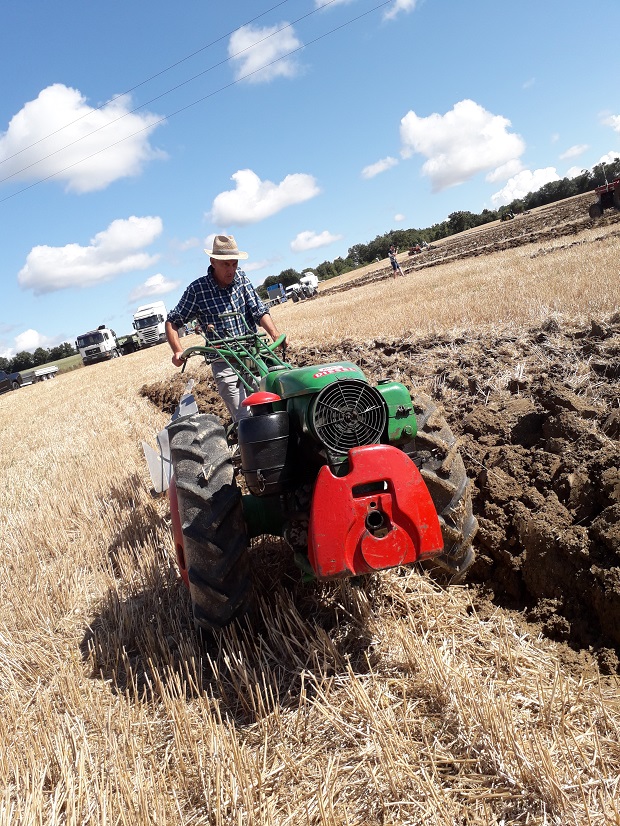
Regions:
[[2, 191, 620, 824]]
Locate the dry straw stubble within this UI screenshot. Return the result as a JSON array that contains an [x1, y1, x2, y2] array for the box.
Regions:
[[1, 225, 620, 824]]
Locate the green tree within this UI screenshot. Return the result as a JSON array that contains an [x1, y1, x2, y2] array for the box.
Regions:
[[49, 342, 75, 360], [11, 351, 35, 371], [33, 347, 50, 366], [276, 268, 302, 286], [447, 211, 477, 235]]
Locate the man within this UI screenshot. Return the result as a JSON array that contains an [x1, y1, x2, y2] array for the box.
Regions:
[[388, 245, 404, 278], [166, 234, 286, 421]]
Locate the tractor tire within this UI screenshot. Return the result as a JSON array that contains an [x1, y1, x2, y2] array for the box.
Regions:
[[403, 392, 477, 582], [589, 201, 603, 220], [168, 413, 251, 632]]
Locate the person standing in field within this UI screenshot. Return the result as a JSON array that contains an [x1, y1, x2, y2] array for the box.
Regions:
[[389, 245, 404, 278], [165, 235, 286, 422]]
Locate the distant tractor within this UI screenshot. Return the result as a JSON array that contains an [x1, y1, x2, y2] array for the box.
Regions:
[[588, 179, 620, 219]]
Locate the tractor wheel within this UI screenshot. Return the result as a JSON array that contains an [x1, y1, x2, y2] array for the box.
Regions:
[[167, 413, 251, 632], [403, 392, 477, 582], [589, 201, 603, 220]]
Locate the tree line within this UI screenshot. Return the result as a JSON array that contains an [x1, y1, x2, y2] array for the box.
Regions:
[[256, 158, 620, 298], [1, 342, 77, 374]]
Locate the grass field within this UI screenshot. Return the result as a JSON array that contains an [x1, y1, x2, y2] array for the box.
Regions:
[[1, 218, 619, 824]]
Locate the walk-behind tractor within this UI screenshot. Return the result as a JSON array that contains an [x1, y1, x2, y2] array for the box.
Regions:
[[143, 315, 477, 632]]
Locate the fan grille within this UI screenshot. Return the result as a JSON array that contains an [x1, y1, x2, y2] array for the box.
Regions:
[[311, 380, 387, 453]]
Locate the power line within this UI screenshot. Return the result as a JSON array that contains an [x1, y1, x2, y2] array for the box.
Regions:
[[0, 0, 294, 168], [0, 0, 391, 205], [0, 0, 345, 187]]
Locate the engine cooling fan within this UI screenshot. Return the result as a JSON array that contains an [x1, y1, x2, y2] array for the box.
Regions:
[[311, 380, 387, 453]]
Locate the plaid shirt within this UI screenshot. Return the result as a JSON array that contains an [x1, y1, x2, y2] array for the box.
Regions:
[[167, 266, 268, 338]]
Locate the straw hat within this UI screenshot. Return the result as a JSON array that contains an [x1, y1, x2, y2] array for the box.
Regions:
[[204, 235, 248, 260]]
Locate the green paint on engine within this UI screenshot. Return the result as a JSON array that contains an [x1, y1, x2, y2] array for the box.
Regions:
[[375, 380, 418, 443], [270, 362, 367, 398]]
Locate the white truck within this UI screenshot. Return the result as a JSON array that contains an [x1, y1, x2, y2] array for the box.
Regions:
[[132, 301, 167, 347], [75, 326, 121, 365], [285, 272, 320, 303], [300, 271, 319, 296]]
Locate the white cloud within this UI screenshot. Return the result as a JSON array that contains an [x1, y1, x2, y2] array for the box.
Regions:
[[1, 328, 73, 359], [243, 259, 272, 273], [394, 213, 405, 222], [384, 0, 418, 21], [209, 169, 320, 226], [598, 150, 620, 165], [18, 216, 163, 295], [171, 237, 200, 252], [400, 99, 525, 192], [203, 233, 217, 251], [361, 156, 398, 179], [566, 166, 584, 179], [290, 230, 342, 253], [491, 167, 560, 206], [15, 329, 53, 352], [486, 158, 524, 183], [550, 133, 560, 143], [603, 114, 620, 133], [522, 77, 536, 90], [228, 23, 302, 83], [0, 84, 165, 193], [315, 0, 353, 6], [129, 273, 180, 303], [560, 144, 589, 160]]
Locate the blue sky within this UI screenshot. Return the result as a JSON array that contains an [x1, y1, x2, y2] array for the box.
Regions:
[[1, 0, 619, 357]]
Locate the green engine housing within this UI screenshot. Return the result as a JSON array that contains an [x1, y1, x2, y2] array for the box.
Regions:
[[259, 361, 417, 459]]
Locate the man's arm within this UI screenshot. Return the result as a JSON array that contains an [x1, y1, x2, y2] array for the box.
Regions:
[[166, 321, 186, 367], [258, 313, 288, 347]]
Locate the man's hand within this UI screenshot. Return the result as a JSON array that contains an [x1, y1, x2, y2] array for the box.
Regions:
[[171, 351, 185, 368]]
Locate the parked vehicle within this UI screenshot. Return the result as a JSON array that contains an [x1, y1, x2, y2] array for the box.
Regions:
[[21, 366, 59, 386], [75, 326, 120, 365], [0, 369, 22, 394], [132, 301, 167, 347], [285, 274, 319, 303], [117, 333, 141, 355], [588, 179, 620, 219], [299, 271, 319, 296], [266, 283, 287, 306], [285, 283, 302, 303]]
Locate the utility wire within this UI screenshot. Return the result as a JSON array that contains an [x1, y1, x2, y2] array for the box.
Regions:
[[0, 0, 391, 205], [0, 0, 294, 168], [0, 0, 344, 186]]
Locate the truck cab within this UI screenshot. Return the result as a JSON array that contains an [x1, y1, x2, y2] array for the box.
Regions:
[[132, 301, 167, 347], [75, 326, 120, 365]]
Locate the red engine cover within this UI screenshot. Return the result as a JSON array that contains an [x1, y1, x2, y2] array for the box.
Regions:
[[307, 444, 443, 578]]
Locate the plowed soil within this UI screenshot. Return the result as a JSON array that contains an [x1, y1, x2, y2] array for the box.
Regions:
[[321, 190, 620, 292], [142, 194, 620, 673]]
